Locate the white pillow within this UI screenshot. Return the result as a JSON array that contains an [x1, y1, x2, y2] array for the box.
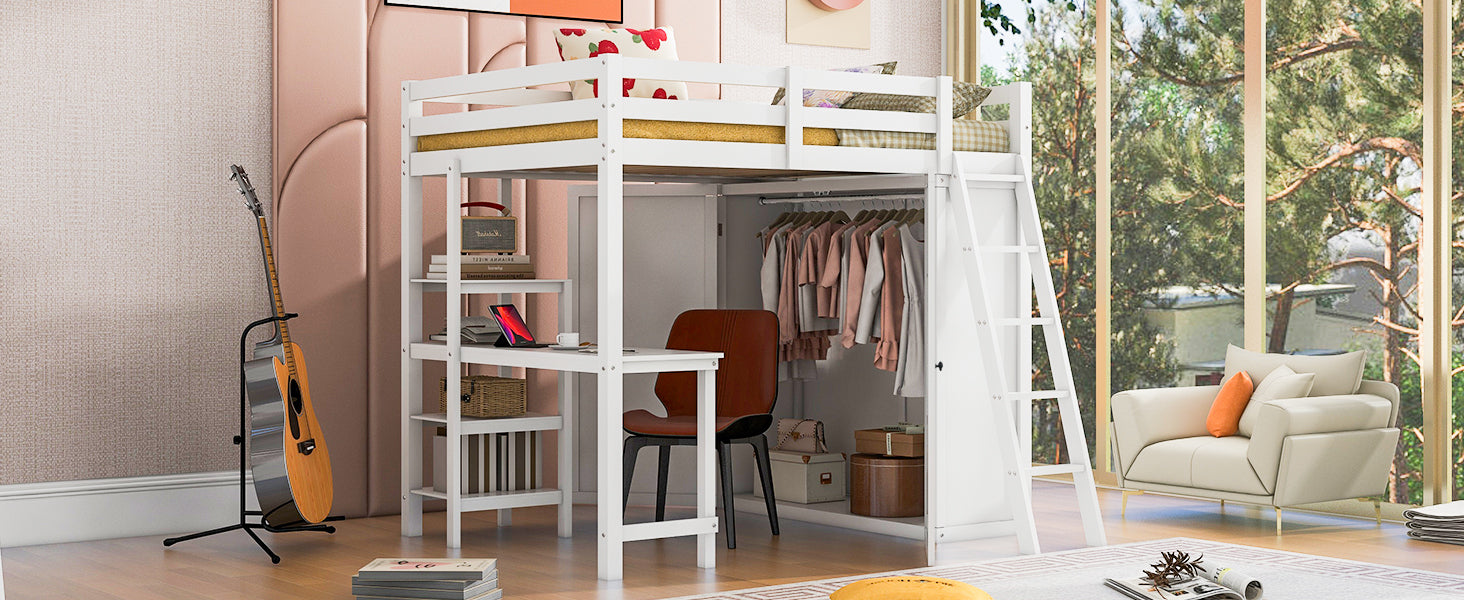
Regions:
[[553, 27, 688, 100], [1236, 364, 1315, 437], [1222, 344, 1364, 397]]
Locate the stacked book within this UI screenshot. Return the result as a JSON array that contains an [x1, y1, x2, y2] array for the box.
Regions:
[[353, 558, 500, 600], [427, 254, 534, 280], [1404, 500, 1464, 546]]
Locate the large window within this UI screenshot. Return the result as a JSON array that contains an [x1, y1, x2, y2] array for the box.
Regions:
[[977, 0, 1457, 505], [1265, 0, 1424, 503]]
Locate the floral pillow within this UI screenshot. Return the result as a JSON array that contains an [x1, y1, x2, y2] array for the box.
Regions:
[[771, 61, 898, 107], [553, 27, 688, 100]]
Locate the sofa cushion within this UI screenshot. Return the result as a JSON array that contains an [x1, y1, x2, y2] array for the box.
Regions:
[[1237, 365, 1315, 438], [1222, 345, 1365, 397], [1206, 371, 1254, 437], [1125, 436, 1269, 496]]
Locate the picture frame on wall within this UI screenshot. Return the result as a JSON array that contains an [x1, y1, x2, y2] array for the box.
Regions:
[[384, 0, 623, 22]]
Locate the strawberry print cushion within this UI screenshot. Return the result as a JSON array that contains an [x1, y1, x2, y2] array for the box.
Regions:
[[553, 27, 689, 101]]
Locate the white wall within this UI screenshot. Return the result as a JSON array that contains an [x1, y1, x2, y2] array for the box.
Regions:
[[720, 0, 945, 102], [0, 1, 272, 487]]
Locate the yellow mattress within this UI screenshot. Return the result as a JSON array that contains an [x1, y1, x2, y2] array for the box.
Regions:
[[418, 120, 837, 153], [416, 119, 1009, 154]]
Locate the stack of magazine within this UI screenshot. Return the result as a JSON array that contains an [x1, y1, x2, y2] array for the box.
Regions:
[[353, 558, 500, 600], [1404, 500, 1464, 546], [1105, 560, 1262, 600]]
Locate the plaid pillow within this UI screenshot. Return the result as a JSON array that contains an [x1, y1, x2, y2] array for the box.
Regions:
[[770, 61, 898, 107], [841, 81, 993, 118]]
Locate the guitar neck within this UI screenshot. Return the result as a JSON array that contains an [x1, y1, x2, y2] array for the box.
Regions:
[[256, 215, 296, 374]]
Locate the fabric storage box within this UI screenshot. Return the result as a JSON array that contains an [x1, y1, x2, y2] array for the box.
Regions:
[[850, 453, 924, 517], [752, 450, 846, 504], [854, 428, 925, 457], [433, 431, 542, 494], [438, 375, 526, 418]]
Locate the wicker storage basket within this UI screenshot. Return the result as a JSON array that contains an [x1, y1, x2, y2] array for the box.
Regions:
[[438, 375, 526, 418]]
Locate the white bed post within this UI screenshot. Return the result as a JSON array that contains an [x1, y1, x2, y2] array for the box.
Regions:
[[400, 82, 426, 538], [445, 157, 464, 549], [558, 282, 576, 539], [596, 52, 627, 581], [785, 66, 804, 170]]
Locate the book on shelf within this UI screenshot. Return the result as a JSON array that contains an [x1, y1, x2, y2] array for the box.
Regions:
[[350, 573, 498, 600], [428, 263, 535, 273], [356, 558, 497, 582], [424, 272, 537, 280], [432, 254, 531, 264]]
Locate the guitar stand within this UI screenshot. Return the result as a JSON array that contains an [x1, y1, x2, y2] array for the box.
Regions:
[[162, 313, 343, 564]]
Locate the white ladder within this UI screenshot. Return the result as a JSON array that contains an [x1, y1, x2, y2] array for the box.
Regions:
[[947, 156, 1107, 553]]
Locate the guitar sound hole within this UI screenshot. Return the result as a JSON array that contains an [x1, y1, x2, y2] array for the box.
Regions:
[[287, 378, 303, 440]]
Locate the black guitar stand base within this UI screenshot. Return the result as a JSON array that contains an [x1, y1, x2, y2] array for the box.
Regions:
[[162, 313, 343, 564]]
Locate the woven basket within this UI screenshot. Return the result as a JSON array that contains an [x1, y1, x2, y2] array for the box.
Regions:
[[438, 375, 526, 418]]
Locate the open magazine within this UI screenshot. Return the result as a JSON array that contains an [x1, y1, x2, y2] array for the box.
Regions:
[[1105, 560, 1263, 600]]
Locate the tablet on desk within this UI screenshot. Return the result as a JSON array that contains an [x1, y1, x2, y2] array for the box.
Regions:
[[488, 304, 550, 348]]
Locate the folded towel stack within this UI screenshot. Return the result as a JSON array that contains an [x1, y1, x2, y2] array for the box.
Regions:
[[1403, 500, 1464, 546]]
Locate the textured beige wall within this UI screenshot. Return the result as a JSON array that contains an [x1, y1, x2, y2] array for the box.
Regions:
[[0, 1, 273, 484]]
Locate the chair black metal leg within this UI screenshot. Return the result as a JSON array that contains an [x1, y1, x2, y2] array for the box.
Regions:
[[751, 434, 780, 536], [622, 436, 649, 514], [655, 444, 672, 522], [717, 440, 737, 549]]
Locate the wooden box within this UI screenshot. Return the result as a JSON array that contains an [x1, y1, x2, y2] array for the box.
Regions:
[[850, 453, 924, 518], [438, 375, 526, 418], [752, 450, 846, 504], [461, 215, 518, 253], [854, 428, 925, 457]]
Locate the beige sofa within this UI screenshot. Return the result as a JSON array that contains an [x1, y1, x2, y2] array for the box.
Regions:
[[1109, 348, 1401, 533]]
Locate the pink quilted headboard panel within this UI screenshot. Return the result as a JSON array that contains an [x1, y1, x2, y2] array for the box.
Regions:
[[275, 0, 720, 517]]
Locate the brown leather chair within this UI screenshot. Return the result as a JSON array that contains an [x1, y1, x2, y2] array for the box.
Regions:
[[622, 309, 780, 549]]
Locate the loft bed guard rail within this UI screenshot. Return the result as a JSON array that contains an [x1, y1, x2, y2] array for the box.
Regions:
[[402, 55, 1031, 177]]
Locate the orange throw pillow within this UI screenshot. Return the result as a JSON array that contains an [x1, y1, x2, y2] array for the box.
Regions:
[[1206, 371, 1255, 437]]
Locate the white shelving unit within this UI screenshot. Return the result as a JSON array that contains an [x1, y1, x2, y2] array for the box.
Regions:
[[400, 277, 577, 544]]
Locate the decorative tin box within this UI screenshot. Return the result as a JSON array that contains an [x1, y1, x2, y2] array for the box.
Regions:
[[752, 450, 846, 504]]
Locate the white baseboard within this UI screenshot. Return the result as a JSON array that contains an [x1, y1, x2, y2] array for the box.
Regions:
[[0, 471, 257, 548]]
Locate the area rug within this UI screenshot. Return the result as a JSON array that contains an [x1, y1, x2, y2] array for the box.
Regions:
[[668, 538, 1464, 599]]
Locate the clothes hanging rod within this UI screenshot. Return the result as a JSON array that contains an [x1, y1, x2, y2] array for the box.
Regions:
[[757, 194, 926, 205]]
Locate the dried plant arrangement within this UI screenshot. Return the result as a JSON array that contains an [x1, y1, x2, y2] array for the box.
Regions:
[[1140, 550, 1205, 590]]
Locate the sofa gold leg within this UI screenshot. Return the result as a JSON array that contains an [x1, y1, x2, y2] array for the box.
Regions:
[[1121, 489, 1143, 519], [1275, 507, 1282, 535], [1374, 500, 1382, 525], [1219, 499, 1225, 510]]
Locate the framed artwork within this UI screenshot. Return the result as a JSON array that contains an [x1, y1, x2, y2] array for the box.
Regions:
[[384, 0, 622, 22]]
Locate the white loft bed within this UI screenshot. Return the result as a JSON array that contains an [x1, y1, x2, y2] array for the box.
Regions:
[[400, 54, 1041, 581]]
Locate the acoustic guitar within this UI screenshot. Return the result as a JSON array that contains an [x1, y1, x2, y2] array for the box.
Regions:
[[232, 165, 334, 527]]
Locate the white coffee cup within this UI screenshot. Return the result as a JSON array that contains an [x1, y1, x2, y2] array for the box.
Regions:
[[556, 332, 580, 347]]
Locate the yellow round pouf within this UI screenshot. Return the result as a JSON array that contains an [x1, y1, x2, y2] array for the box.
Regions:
[[829, 576, 994, 600]]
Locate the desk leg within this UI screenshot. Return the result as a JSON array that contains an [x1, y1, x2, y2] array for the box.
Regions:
[[558, 370, 574, 538], [597, 370, 624, 580], [697, 367, 717, 569]]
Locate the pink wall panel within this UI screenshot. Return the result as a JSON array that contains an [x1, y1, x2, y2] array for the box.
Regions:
[[274, 120, 370, 516], [365, 4, 471, 514], [274, 0, 367, 203]]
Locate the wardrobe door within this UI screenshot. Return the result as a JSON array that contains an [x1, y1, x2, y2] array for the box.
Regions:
[[567, 184, 721, 503]]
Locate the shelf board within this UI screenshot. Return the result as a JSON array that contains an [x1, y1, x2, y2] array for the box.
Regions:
[[411, 278, 570, 294], [410, 487, 563, 512], [412, 412, 562, 435], [409, 342, 721, 374], [732, 493, 924, 540]]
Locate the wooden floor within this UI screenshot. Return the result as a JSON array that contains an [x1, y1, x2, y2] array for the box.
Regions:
[[3, 483, 1461, 599]]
